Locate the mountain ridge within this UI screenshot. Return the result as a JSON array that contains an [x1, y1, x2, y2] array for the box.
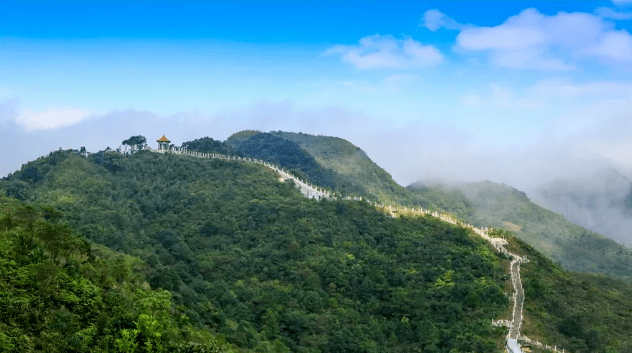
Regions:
[[3, 133, 632, 352], [222, 130, 632, 282]]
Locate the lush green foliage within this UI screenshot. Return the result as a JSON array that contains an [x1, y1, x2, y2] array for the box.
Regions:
[[0, 194, 235, 353], [90, 149, 126, 173], [122, 135, 149, 153], [182, 137, 241, 156], [408, 181, 632, 282], [268, 131, 406, 202], [233, 133, 343, 191], [498, 233, 632, 353], [227, 130, 434, 205], [5, 142, 632, 353], [224, 130, 262, 149], [231, 131, 632, 282], [1, 149, 511, 352], [404, 184, 474, 220]]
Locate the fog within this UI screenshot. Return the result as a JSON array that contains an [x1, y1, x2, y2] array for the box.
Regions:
[[529, 169, 632, 246], [2, 98, 632, 245]]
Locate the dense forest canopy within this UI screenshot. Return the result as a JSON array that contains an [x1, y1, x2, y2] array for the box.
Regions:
[[122, 135, 148, 154], [2, 149, 510, 352], [222, 130, 632, 282], [2, 138, 632, 352], [408, 181, 632, 282], [181, 137, 241, 156], [0, 194, 235, 353], [233, 133, 342, 191]]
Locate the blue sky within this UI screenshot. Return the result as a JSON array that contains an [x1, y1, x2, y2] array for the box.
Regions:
[[2, 0, 632, 188]]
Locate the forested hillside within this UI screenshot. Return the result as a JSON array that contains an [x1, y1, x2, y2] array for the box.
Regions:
[[500, 232, 632, 353], [267, 131, 410, 203], [181, 137, 243, 156], [225, 130, 455, 208], [2, 148, 511, 352], [2, 144, 632, 352], [0, 194, 235, 353], [533, 168, 632, 247], [409, 181, 632, 282], [232, 133, 342, 191], [220, 130, 632, 283]]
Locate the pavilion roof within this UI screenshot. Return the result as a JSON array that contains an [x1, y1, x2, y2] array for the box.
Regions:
[[156, 135, 171, 143]]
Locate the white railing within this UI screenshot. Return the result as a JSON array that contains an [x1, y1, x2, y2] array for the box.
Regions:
[[152, 147, 332, 200]]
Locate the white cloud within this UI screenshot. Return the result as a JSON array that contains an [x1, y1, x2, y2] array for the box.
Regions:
[[489, 49, 575, 71], [458, 82, 542, 111], [455, 8, 632, 70], [528, 79, 632, 99], [595, 7, 632, 20], [421, 9, 463, 31], [325, 34, 443, 69], [585, 29, 632, 61], [0, 99, 19, 123], [612, 0, 632, 5], [16, 107, 92, 129]]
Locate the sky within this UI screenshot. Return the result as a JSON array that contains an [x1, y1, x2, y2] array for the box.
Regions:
[[2, 0, 632, 192]]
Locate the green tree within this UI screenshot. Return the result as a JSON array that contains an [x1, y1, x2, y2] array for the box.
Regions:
[[123, 136, 148, 154]]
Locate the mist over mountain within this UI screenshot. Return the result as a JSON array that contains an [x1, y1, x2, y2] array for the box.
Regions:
[[407, 178, 632, 281], [529, 168, 632, 246]]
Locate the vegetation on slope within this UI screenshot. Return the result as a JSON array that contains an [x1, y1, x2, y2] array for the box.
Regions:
[[1, 148, 512, 352], [408, 181, 632, 282], [223, 130, 632, 282], [231, 132, 347, 192], [0, 194, 235, 353], [4, 142, 632, 352], [497, 231, 632, 353], [267, 131, 408, 203], [224, 130, 262, 150], [181, 137, 242, 156], [226, 130, 443, 207]]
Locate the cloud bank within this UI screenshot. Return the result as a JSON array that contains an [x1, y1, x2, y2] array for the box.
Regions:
[[16, 108, 93, 129], [324, 34, 443, 69], [421, 7, 632, 70], [459, 8, 632, 69], [3, 97, 629, 189], [3, 97, 632, 246]]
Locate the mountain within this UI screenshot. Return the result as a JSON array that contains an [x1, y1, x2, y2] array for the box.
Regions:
[[531, 168, 632, 247], [267, 131, 401, 200], [408, 180, 632, 281], [2, 136, 632, 352], [227, 131, 443, 207], [231, 132, 343, 191], [1, 148, 511, 352], [224, 130, 632, 282]]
